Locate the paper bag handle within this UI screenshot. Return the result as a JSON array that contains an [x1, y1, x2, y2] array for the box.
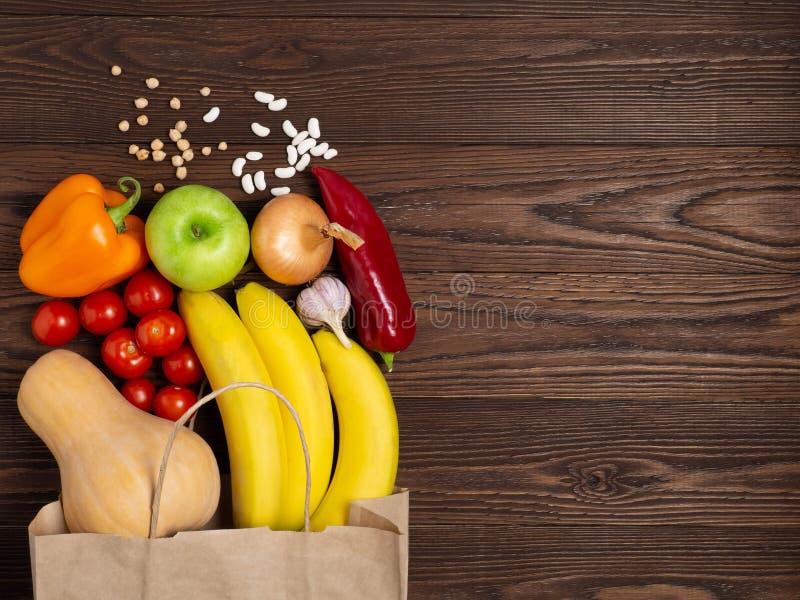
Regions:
[[150, 381, 312, 538]]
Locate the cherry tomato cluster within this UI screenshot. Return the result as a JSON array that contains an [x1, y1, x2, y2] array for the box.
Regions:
[[30, 269, 204, 422]]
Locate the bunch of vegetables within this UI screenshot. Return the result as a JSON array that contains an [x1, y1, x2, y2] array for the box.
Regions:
[[17, 166, 413, 537]]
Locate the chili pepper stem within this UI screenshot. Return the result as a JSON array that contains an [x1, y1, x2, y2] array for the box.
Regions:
[[320, 222, 365, 251], [378, 351, 395, 372], [106, 177, 142, 233]]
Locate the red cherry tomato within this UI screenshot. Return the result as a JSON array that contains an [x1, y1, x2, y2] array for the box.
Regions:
[[31, 300, 80, 346], [135, 309, 186, 357], [162, 343, 204, 386], [120, 378, 156, 412], [78, 290, 128, 335], [123, 269, 175, 317], [101, 328, 153, 379], [154, 385, 198, 422]]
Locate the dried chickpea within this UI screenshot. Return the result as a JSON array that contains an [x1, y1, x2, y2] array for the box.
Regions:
[[175, 120, 188, 133], [118, 120, 130, 132], [217, 141, 227, 151], [128, 144, 139, 155], [137, 114, 149, 126], [201, 146, 212, 156], [168, 128, 181, 142], [199, 86, 211, 96], [169, 97, 181, 110], [110, 65, 122, 76], [175, 166, 187, 180], [145, 77, 159, 89], [152, 149, 167, 162], [176, 138, 190, 152], [154, 183, 165, 193], [182, 148, 194, 162], [135, 148, 150, 161], [134, 97, 148, 109], [171, 155, 184, 167]]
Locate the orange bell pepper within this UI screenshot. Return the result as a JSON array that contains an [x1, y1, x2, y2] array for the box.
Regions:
[[19, 175, 149, 297]]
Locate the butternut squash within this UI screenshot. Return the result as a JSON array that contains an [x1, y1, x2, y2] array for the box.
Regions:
[[17, 349, 220, 538]]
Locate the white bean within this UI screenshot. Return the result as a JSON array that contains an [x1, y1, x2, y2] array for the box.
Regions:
[[232, 157, 247, 177], [292, 131, 309, 145], [254, 170, 267, 191], [295, 153, 311, 172], [297, 138, 316, 155], [268, 97, 288, 111], [286, 145, 298, 165], [307, 117, 321, 139], [202, 106, 220, 123], [310, 142, 329, 157], [271, 186, 291, 196], [241, 173, 255, 195], [250, 122, 270, 137], [246, 151, 263, 161], [282, 120, 298, 137], [254, 91, 274, 104], [274, 166, 296, 179], [323, 148, 338, 160]]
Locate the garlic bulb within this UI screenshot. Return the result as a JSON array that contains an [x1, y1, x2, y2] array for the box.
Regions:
[[296, 276, 352, 348]]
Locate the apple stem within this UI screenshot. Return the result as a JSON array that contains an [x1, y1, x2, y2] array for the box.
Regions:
[[106, 177, 141, 234], [192, 224, 202, 238]]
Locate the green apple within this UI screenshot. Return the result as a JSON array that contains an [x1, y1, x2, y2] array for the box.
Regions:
[[144, 185, 250, 291]]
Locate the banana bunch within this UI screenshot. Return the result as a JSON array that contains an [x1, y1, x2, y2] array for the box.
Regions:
[[178, 283, 398, 531]]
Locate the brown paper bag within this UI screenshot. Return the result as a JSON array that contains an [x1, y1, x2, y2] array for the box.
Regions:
[[26, 382, 408, 599]]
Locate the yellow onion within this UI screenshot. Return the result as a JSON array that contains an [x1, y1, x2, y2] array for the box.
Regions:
[[251, 193, 364, 285]]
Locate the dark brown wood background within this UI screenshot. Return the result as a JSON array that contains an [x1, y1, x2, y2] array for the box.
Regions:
[[1, 2, 799, 598]]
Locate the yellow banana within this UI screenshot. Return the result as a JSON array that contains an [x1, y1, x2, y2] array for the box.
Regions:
[[310, 330, 399, 531], [236, 282, 334, 530], [177, 290, 287, 529]]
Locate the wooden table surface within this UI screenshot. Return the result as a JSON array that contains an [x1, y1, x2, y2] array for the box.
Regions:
[[2, 2, 799, 598]]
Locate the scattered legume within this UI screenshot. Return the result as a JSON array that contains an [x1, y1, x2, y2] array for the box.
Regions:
[[169, 128, 182, 142], [282, 120, 298, 138], [307, 118, 321, 139], [323, 148, 338, 160], [310, 141, 328, 157], [182, 148, 194, 162], [286, 145, 298, 165], [297, 138, 316, 155], [251, 122, 270, 137], [118, 120, 130, 132], [201, 146, 212, 156], [292, 131, 309, 146], [154, 183, 165, 193], [170, 97, 181, 110], [136, 148, 150, 161], [271, 186, 290, 196], [218, 141, 228, 151], [254, 91, 274, 104], [134, 97, 148, 109], [241, 173, 255, 194], [152, 150, 167, 162], [128, 144, 139, 155], [175, 120, 188, 133], [199, 86, 211, 96], [145, 77, 159, 89], [202, 106, 220, 123], [176, 166, 187, 180], [232, 157, 246, 177], [268, 98, 287, 111], [172, 155, 184, 167], [246, 151, 263, 161], [275, 166, 295, 179], [150, 138, 164, 151], [136, 114, 149, 126], [111, 65, 122, 76], [176, 138, 190, 151], [254, 170, 267, 191], [295, 153, 311, 172]]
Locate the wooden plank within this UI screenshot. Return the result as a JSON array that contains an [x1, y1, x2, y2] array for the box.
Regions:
[[0, 18, 798, 144], [2, 272, 798, 400], [407, 525, 800, 599], [2, 1, 800, 18], [5, 396, 800, 527], [0, 144, 798, 273]]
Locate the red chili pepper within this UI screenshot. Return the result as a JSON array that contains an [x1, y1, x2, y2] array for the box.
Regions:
[[313, 167, 415, 370]]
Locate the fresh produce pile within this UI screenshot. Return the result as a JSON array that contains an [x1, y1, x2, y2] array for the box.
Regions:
[[16, 166, 415, 536]]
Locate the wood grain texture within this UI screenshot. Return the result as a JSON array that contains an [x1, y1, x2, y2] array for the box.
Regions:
[[1, 271, 798, 399], [0, 18, 798, 144], [407, 525, 800, 599], [3, 1, 800, 18], [0, 144, 797, 273]]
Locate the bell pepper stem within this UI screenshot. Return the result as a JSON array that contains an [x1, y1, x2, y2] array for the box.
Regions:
[[106, 177, 142, 233], [378, 351, 395, 372]]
